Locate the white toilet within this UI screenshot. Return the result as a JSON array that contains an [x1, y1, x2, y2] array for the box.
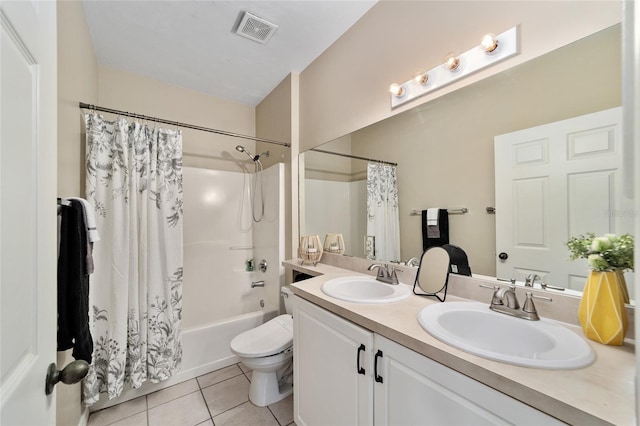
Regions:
[[230, 286, 294, 406]]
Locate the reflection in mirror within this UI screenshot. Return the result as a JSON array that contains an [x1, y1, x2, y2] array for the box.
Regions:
[[301, 147, 400, 262], [413, 247, 451, 302], [300, 24, 627, 296]]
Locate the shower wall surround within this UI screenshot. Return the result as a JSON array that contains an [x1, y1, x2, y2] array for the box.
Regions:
[[182, 164, 285, 328]]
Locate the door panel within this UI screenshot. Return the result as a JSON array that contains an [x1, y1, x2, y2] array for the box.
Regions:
[[495, 107, 633, 293], [1, 2, 57, 424], [293, 296, 373, 426]]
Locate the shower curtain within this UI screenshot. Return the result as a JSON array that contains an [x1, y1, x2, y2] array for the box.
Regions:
[[366, 162, 401, 262], [82, 114, 184, 405]]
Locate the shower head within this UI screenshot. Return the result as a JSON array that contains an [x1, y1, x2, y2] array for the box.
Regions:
[[236, 145, 256, 161], [235, 145, 269, 162]]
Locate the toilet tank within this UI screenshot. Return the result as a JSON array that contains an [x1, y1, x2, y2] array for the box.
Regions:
[[281, 286, 294, 314]]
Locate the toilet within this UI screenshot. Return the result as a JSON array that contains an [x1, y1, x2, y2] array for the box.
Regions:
[[230, 286, 294, 406]]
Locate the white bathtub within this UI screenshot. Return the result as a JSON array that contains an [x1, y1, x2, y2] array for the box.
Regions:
[[89, 309, 277, 412]]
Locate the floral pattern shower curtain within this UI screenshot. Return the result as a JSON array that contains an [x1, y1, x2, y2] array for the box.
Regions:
[[366, 162, 401, 262], [83, 114, 184, 405]]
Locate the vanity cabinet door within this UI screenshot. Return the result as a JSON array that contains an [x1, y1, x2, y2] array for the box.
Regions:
[[293, 296, 374, 426], [373, 335, 563, 426]]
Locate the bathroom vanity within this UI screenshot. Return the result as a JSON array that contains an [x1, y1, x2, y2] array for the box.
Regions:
[[284, 259, 636, 425]]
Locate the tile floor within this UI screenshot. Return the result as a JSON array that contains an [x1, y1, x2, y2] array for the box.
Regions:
[[87, 363, 294, 426]]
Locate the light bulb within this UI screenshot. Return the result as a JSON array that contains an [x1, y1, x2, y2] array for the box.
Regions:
[[481, 33, 498, 53], [443, 53, 460, 71], [389, 83, 405, 97], [413, 73, 429, 86]]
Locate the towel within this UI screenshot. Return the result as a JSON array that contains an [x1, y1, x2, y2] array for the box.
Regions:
[[67, 197, 98, 275], [66, 197, 100, 242], [57, 200, 93, 363], [422, 208, 449, 251], [426, 208, 439, 226]]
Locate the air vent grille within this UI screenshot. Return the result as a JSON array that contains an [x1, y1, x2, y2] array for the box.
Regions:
[[235, 12, 278, 44]]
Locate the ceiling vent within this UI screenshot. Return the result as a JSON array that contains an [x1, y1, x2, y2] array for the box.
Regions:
[[235, 11, 278, 45]]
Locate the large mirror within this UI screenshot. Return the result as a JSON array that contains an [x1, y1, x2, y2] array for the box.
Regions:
[[300, 24, 634, 298]]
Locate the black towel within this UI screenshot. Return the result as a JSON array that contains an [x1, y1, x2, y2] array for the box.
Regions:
[[422, 209, 449, 251], [57, 200, 93, 362]]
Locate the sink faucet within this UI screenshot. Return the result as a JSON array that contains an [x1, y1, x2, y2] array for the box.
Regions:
[[524, 274, 540, 287], [404, 257, 419, 267], [480, 284, 551, 321], [368, 263, 402, 285]]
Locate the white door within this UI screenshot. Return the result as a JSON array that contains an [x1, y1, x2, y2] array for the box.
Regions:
[[293, 296, 374, 426], [495, 107, 633, 292], [1, 2, 57, 425]]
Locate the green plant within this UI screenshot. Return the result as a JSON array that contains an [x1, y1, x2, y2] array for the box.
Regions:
[[566, 233, 634, 272]]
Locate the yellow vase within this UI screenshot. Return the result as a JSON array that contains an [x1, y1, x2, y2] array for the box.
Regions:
[[578, 271, 628, 346]]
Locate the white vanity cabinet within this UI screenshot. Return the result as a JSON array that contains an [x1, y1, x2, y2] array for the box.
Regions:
[[294, 296, 563, 426], [293, 295, 374, 425]]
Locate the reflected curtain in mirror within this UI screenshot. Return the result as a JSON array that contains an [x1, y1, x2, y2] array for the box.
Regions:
[[366, 162, 400, 262]]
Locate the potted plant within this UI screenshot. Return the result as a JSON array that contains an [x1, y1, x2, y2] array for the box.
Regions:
[[566, 233, 634, 345]]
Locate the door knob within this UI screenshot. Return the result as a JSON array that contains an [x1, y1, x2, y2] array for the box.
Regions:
[[498, 252, 509, 260], [45, 360, 89, 395]]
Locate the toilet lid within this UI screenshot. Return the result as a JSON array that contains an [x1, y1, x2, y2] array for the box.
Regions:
[[230, 314, 293, 358]]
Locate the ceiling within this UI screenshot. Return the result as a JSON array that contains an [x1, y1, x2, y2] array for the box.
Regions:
[[82, 1, 377, 106]]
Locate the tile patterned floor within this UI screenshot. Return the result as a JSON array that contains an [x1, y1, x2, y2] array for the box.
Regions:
[[87, 363, 294, 426]]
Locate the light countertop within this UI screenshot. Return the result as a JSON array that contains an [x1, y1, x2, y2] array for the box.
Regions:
[[284, 259, 636, 426]]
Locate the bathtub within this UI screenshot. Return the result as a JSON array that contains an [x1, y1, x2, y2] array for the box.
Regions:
[[89, 309, 277, 412]]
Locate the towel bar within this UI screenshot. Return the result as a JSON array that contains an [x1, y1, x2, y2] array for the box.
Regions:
[[410, 208, 468, 216]]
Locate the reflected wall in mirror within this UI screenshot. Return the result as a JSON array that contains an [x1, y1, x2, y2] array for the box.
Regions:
[[300, 24, 630, 296]]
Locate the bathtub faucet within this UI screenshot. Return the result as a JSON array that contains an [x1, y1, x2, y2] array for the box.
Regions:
[[251, 280, 265, 288]]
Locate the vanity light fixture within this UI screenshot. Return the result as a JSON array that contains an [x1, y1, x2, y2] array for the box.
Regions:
[[390, 25, 519, 108], [389, 83, 406, 97], [480, 33, 499, 53]]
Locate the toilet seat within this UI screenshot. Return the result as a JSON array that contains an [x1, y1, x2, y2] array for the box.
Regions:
[[230, 314, 293, 358]]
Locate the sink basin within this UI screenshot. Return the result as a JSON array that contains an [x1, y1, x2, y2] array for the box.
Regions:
[[417, 302, 595, 369], [321, 276, 412, 304]]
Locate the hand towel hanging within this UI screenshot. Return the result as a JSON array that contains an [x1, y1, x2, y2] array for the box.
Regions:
[[422, 208, 449, 251]]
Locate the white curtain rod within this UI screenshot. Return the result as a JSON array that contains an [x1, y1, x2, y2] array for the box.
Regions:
[[79, 102, 291, 147]]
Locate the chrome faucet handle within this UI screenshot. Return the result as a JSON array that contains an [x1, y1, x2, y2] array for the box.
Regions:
[[522, 291, 552, 320], [479, 284, 502, 306], [389, 266, 403, 284], [540, 282, 565, 291]]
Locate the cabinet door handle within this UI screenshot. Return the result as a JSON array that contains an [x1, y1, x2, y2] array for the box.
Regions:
[[356, 344, 366, 375], [374, 349, 383, 383]]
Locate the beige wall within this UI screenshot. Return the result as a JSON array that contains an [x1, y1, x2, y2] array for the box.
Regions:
[[299, 1, 622, 151], [56, 2, 98, 425], [348, 25, 621, 275], [256, 74, 297, 258], [98, 66, 256, 172]]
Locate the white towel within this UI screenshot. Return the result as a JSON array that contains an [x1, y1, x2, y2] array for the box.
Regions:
[[426, 208, 439, 226], [67, 197, 100, 242]]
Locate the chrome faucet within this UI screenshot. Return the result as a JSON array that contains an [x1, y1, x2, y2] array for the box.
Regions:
[[524, 274, 540, 287], [367, 263, 402, 285], [404, 257, 419, 267], [480, 283, 551, 321]]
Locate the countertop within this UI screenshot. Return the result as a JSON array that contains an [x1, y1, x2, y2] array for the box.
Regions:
[[284, 259, 636, 426]]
